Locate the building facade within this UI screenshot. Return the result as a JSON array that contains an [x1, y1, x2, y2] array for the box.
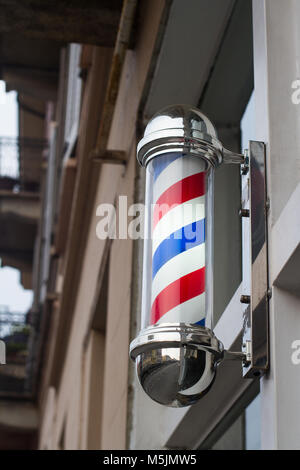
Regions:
[[0, 0, 300, 450]]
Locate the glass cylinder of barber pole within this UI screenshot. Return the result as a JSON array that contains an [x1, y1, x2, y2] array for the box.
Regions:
[[141, 152, 214, 330], [130, 105, 224, 407]]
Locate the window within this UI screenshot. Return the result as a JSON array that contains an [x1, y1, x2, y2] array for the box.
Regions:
[[211, 392, 261, 450]]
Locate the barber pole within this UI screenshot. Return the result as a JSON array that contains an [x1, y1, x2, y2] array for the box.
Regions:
[[150, 153, 207, 326], [130, 106, 258, 408], [130, 105, 235, 407]]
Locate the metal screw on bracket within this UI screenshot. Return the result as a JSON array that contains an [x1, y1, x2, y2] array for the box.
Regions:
[[240, 295, 251, 304], [243, 340, 252, 366], [267, 288, 272, 299], [241, 151, 249, 175], [239, 209, 250, 218]]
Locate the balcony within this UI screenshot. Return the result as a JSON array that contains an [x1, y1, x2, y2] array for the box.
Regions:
[[0, 305, 29, 396], [0, 137, 47, 397], [0, 137, 48, 287], [0, 136, 48, 193]]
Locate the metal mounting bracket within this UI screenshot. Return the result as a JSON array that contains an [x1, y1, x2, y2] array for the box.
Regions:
[[240, 141, 270, 379]]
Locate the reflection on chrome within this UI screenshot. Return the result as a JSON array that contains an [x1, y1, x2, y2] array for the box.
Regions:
[[131, 324, 224, 407]]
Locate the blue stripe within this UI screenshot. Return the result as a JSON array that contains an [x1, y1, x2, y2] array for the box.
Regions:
[[194, 318, 205, 327], [152, 218, 205, 279], [153, 153, 182, 181]]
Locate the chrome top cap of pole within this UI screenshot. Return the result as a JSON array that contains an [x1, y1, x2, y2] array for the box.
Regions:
[[137, 104, 244, 167]]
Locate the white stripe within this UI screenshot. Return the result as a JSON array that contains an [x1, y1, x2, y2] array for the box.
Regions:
[[152, 195, 205, 253], [156, 292, 205, 325], [153, 156, 206, 204], [151, 243, 205, 303]]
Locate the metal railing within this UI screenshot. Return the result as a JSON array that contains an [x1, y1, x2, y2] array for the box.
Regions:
[[0, 136, 48, 191], [0, 305, 30, 395], [0, 306, 26, 332]]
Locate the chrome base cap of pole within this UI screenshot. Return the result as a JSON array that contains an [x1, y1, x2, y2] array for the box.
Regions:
[[130, 324, 224, 408]]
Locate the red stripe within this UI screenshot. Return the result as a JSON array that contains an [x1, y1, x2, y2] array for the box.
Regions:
[[152, 172, 206, 230], [150, 267, 205, 325]]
